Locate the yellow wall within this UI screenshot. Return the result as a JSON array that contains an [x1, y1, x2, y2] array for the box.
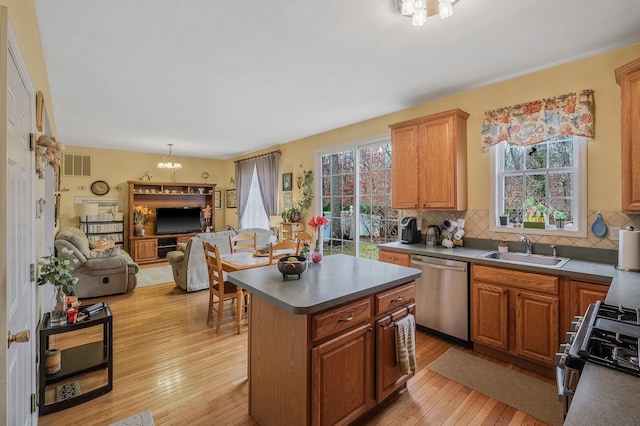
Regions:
[[269, 44, 640, 213], [49, 40, 640, 243], [59, 146, 229, 232]]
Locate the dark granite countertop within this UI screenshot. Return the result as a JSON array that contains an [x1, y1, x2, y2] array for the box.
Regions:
[[379, 241, 640, 425], [227, 254, 421, 315]]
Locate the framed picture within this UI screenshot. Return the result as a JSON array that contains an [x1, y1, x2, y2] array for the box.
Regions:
[[283, 192, 293, 208], [214, 189, 222, 209], [282, 173, 293, 191], [226, 189, 237, 208]]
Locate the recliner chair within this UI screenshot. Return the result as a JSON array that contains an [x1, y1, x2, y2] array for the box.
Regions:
[[54, 226, 139, 298]]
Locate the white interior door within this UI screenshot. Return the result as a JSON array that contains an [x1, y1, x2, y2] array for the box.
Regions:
[[1, 8, 36, 425]]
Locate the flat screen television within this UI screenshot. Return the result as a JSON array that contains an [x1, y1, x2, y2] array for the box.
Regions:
[[155, 207, 202, 235]]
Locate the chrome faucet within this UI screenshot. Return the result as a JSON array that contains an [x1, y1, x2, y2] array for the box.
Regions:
[[551, 244, 557, 258], [519, 234, 532, 255]]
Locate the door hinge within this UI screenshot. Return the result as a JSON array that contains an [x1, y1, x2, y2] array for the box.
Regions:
[[31, 393, 37, 413], [30, 263, 35, 282], [29, 133, 36, 151]]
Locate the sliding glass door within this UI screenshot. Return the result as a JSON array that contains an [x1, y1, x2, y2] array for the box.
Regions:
[[318, 137, 397, 259]]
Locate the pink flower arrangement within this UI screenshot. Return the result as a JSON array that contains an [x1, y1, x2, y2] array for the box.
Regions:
[[308, 216, 328, 232], [308, 216, 329, 251]]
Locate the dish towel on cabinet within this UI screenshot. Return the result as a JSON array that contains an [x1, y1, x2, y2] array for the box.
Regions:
[[395, 313, 416, 374]]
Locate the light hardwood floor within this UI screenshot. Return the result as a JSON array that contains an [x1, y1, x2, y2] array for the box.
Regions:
[[38, 282, 553, 426]]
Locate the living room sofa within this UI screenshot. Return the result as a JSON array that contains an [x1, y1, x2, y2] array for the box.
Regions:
[[166, 228, 273, 292], [54, 226, 140, 298]]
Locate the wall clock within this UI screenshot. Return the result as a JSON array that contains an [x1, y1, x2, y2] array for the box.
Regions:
[[90, 180, 110, 196]]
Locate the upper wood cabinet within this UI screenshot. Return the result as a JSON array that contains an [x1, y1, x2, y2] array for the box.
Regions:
[[615, 57, 640, 212], [389, 109, 469, 210]]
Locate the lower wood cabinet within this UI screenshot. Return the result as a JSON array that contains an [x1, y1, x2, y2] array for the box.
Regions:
[[378, 249, 411, 267], [569, 279, 609, 319], [132, 239, 158, 262], [248, 281, 415, 426], [310, 283, 415, 425], [471, 265, 559, 366], [311, 324, 374, 426]]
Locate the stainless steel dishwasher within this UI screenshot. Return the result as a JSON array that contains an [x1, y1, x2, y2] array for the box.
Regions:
[[411, 255, 469, 342]]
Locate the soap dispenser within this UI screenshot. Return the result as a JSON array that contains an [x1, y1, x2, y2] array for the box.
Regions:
[[498, 240, 508, 253]]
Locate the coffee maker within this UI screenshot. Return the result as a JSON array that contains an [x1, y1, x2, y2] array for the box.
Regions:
[[400, 217, 421, 244]]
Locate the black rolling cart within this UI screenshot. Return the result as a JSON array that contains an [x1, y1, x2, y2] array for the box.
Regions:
[[38, 302, 113, 415]]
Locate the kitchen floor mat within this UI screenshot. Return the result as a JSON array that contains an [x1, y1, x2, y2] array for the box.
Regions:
[[428, 348, 563, 426], [108, 409, 155, 426]]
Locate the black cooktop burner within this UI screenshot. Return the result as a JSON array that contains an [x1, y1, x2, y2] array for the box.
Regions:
[[575, 301, 640, 376]]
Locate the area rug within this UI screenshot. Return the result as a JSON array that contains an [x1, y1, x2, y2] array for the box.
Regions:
[[56, 381, 81, 401], [427, 348, 563, 426], [136, 265, 174, 287], [108, 409, 155, 426]]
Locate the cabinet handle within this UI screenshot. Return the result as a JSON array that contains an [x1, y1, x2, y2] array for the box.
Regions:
[[391, 296, 403, 303], [367, 327, 373, 332], [338, 314, 354, 323]]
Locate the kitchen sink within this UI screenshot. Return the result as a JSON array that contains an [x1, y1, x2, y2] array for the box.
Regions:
[[480, 251, 570, 268]]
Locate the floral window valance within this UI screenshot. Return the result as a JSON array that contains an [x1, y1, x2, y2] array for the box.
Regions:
[[481, 89, 595, 150]]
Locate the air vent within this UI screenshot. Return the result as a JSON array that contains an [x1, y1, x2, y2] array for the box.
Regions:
[[63, 153, 92, 177]]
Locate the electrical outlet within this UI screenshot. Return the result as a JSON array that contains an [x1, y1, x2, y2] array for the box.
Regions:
[[611, 227, 621, 241]]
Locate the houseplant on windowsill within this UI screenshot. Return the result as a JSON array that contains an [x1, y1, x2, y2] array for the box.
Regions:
[[554, 210, 567, 229], [37, 247, 79, 326], [523, 198, 548, 229]]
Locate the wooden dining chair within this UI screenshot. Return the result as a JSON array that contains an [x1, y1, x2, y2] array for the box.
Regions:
[[203, 242, 247, 333], [295, 231, 315, 249], [268, 240, 301, 264], [229, 233, 257, 253]]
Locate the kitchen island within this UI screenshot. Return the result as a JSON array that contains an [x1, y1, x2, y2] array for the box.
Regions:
[[228, 254, 420, 426]]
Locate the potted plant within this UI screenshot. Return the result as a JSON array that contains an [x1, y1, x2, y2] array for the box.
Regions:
[[554, 210, 567, 229], [499, 212, 508, 226], [523, 198, 548, 229], [37, 247, 79, 325], [281, 203, 302, 223]]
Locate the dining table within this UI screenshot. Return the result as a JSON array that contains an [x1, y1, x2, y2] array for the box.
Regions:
[[219, 250, 297, 272]]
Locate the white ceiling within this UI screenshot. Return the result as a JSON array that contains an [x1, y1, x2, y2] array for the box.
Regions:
[[34, 0, 640, 160]]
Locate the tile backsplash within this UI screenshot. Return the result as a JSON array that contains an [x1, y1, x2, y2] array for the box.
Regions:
[[408, 209, 640, 250]]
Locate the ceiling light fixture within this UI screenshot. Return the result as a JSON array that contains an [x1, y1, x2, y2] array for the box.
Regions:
[[157, 143, 182, 170], [396, 0, 458, 26]]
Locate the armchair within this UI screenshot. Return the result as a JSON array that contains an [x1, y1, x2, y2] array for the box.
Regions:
[[54, 226, 139, 298]]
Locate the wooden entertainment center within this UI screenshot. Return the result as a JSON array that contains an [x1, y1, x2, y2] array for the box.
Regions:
[[127, 181, 216, 264]]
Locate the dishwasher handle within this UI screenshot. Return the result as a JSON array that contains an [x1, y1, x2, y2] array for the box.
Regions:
[[411, 258, 467, 273]]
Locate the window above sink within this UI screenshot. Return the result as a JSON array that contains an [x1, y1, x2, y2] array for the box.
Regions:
[[489, 136, 587, 238]]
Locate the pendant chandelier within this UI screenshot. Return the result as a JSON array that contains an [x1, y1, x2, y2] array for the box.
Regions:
[[157, 144, 182, 169], [396, 0, 458, 26]]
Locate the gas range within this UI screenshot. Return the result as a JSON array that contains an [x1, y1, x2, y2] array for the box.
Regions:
[[556, 301, 640, 414]]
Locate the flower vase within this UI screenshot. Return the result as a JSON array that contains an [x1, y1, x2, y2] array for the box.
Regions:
[[50, 285, 67, 326], [134, 223, 145, 236], [312, 248, 323, 264]]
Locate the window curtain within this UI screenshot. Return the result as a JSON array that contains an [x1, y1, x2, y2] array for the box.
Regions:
[[481, 89, 595, 150], [235, 160, 255, 224], [254, 153, 279, 216], [235, 151, 280, 223]]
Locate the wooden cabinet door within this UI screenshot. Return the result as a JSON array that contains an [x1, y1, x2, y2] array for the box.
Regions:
[[375, 311, 413, 403], [418, 117, 454, 209], [616, 58, 640, 212], [133, 239, 158, 262], [515, 290, 559, 365], [378, 250, 411, 267], [311, 323, 374, 426], [570, 280, 608, 319], [471, 282, 508, 350], [391, 125, 419, 209]]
